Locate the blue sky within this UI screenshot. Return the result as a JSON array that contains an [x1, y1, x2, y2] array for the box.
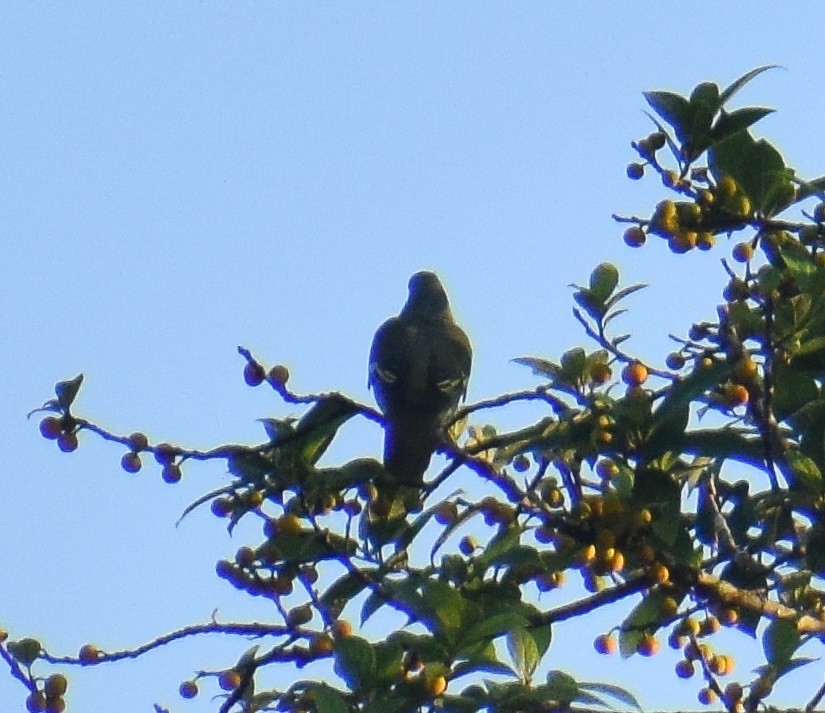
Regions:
[[4, 4, 825, 711]]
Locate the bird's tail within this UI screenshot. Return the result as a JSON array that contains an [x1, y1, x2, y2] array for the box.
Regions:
[[383, 414, 439, 486]]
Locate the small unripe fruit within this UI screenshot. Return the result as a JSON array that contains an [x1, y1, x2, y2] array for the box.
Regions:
[[732, 242, 754, 263], [594, 633, 616, 655], [278, 513, 302, 535], [732, 195, 752, 218], [696, 231, 715, 250], [459, 535, 478, 556], [218, 669, 242, 691], [309, 633, 334, 657], [121, 452, 142, 474], [268, 364, 290, 387], [57, 431, 78, 453], [40, 416, 63, 440], [675, 659, 695, 679], [287, 604, 313, 628], [211, 497, 234, 518], [665, 352, 686, 370], [637, 633, 659, 657], [724, 682, 743, 703], [44, 673, 68, 698], [162, 463, 182, 484], [433, 501, 458, 525], [45, 698, 66, 713], [647, 132, 666, 150], [626, 163, 645, 180], [243, 361, 266, 387], [512, 454, 530, 472], [651, 562, 670, 584], [78, 643, 101, 663], [153, 443, 176, 465], [235, 546, 256, 567], [659, 596, 679, 618], [716, 176, 737, 200], [622, 362, 648, 387], [179, 680, 198, 699], [623, 226, 646, 248], [126, 432, 149, 452], [26, 692, 47, 713], [720, 607, 739, 626]]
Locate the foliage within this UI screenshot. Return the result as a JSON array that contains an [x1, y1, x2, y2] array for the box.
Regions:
[[8, 66, 825, 712]]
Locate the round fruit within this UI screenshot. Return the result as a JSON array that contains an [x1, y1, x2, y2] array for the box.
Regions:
[[179, 680, 198, 699], [675, 659, 694, 679], [696, 231, 715, 250], [724, 682, 743, 703], [623, 225, 646, 248], [126, 432, 149, 452], [287, 604, 313, 628], [621, 362, 648, 387], [218, 670, 242, 691], [651, 562, 670, 584], [44, 698, 65, 713], [512, 454, 531, 472], [626, 163, 645, 180], [243, 361, 266, 387], [153, 443, 176, 465], [637, 633, 659, 656], [700, 616, 721, 636], [278, 513, 302, 535], [458, 535, 478, 556], [716, 176, 737, 200], [235, 546, 256, 567], [44, 673, 68, 698], [698, 687, 717, 705], [332, 619, 353, 639], [648, 132, 666, 150], [593, 633, 616, 655], [78, 643, 100, 662], [162, 463, 182, 484], [309, 633, 334, 657], [25, 692, 47, 713], [429, 675, 447, 696], [268, 364, 290, 387], [39, 416, 63, 440], [665, 352, 685, 370], [433, 501, 458, 526], [211, 497, 234, 518], [57, 431, 78, 453], [121, 452, 142, 474], [732, 242, 754, 263], [662, 170, 679, 188]]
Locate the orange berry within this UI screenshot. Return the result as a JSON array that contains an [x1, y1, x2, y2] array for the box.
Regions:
[[594, 633, 617, 655], [622, 362, 648, 387], [675, 659, 695, 679], [698, 687, 717, 705], [623, 226, 646, 247], [309, 633, 334, 657], [429, 675, 447, 696], [332, 620, 353, 639], [218, 669, 242, 691], [433, 501, 458, 525], [651, 562, 670, 584], [637, 634, 660, 657], [78, 643, 100, 663], [732, 242, 754, 263], [724, 383, 749, 407], [277, 513, 302, 535]]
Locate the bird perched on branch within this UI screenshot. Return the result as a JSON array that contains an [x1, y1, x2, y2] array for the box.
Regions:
[[369, 271, 472, 486]]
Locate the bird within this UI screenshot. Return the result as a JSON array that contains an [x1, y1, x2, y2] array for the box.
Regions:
[[368, 271, 472, 486]]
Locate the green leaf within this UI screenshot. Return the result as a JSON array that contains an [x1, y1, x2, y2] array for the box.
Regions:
[[644, 90, 691, 140], [589, 263, 619, 303], [773, 366, 818, 422], [718, 65, 778, 107], [333, 636, 376, 692], [782, 448, 823, 493], [308, 684, 350, 713], [544, 670, 578, 704], [513, 356, 559, 379], [711, 106, 775, 147], [294, 395, 359, 466], [7, 638, 41, 665], [461, 612, 530, 648], [763, 619, 800, 669], [55, 374, 83, 410], [604, 283, 647, 311], [578, 681, 644, 712], [322, 571, 370, 620], [506, 626, 540, 680], [796, 175, 825, 202], [618, 593, 667, 657], [573, 288, 605, 321]]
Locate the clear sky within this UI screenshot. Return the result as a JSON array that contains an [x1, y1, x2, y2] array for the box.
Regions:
[[3, 3, 825, 711]]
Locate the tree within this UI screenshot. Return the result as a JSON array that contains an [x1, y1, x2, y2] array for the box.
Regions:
[[6, 66, 825, 713]]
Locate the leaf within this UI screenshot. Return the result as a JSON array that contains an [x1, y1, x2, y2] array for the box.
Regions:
[[462, 612, 530, 648], [763, 619, 800, 669], [643, 90, 691, 139], [573, 288, 605, 321], [782, 448, 823, 493], [718, 65, 778, 107], [711, 106, 775, 147], [618, 593, 667, 657], [333, 636, 376, 692], [55, 374, 83, 410], [513, 356, 559, 379], [322, 571, 371, 620], [308, 683, 350, 713], [544, 670, 578, 704], [796, 175, 825, 202], [578, 681, 644, 712], [506, 626, 540, 680], [294, 395, 359, 466], [589, 263, 619, 303], [604, 283, 647, 311]]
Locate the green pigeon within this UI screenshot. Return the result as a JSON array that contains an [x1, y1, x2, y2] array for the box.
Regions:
[[369, 271, 472, 485]]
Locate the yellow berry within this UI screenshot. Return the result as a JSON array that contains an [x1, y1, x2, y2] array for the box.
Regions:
[[594, 633, 617, 655]]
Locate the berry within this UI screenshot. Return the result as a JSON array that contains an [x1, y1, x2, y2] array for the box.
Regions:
[[732, 242, 754, 263], [429, 675, 448, 696], [332, 619, 353, 639], [39, 416, 63, 440], [623, 226, 646, 247], [26, 692, 47, 713], [512, 454, 531, 472], [153, 443, 176, 465], [637, 633, 659, 656], [44, 673, 68, 698], [433, 501, 458, 525], [647, 132, 666, 150], [622, 362, 648, 387], [287, 604, 313, 628], [179, 680, 198, 699], [665, 352, 686, 370], [243, 361, 266, 387], [162, 463, 182, 484], [626, 163, 645, 180], [121, 452, 142, 474], [57, 431, 78, 453], [211, 497, 234, 518], [78, 644, 100, 662], [309, 633, 334, 657], [458, 535, 478, 556], [278, 513, 302, 535], [698, 687, 717, 705], [593, 633, 616, 655], [696, 231, 715, 250], [651, 562, 670, 584], [126, 432, 149, 452], [268, 364, 290, 388], [675, 659, 695, 679], [218, 669, 242, 691], [716, 176, 738, 200]]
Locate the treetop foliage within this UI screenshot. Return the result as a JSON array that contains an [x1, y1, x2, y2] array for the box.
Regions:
[[7, 66, 825, 713]]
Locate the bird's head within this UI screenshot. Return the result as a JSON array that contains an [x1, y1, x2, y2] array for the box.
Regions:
[[403, 271, 451, 321]]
